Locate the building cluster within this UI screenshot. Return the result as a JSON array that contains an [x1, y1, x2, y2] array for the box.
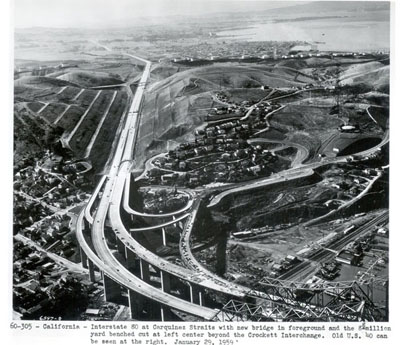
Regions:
[[14, 194, 52, 232], [321, 165, 382, 202], [14, 166, 88, 206], [168, 41, 296, 62], [19, 213, 77, 260], [80, 303, 120, 321], [338, 225, 388, 266], [13, 241, 90, 319], [149, 119, 279, 187], [14, 62, 78, 78], [13, 157, 91, 232], [210, 94, 281, 122]]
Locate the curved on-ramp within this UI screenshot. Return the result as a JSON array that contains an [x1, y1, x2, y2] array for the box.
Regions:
[[123, 176, 194, 218], [108, 166, 249, 298], [76, 201, 218, 320]]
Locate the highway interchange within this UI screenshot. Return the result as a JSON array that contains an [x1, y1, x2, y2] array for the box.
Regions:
[[75, 50, 389, 321]]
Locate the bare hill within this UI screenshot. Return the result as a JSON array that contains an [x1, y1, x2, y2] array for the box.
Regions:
[[57, 70, 124, 88], [136, 63, 313, 165], [340, 65, 389, 93], [14, 76, 79, 89], [340, 61, 385, 80]]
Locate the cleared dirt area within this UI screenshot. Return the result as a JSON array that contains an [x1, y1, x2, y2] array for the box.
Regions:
[[69, 90, 115, 155], [55, 105, 86, 132], [39, 103, 69, 123], [76, 89, 99, 107], [220, 88, 272, 103], [26, 102, 45, 112], [88, 91, 128, 172]]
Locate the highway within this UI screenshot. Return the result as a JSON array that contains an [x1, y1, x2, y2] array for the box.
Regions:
[[248, 137, 309, 167], [75, 47, 389, 320], [84, 175, 107, 224], [123, 178, 194, 218], [129, 213, 190, 232], [208, 129, 389, 207], [108, 173, 249, 296], [178, 198, 257, 297], [76, 54, 234, 319], [77, 207, 217, 320]]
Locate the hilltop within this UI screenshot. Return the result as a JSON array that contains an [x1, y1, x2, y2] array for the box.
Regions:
[[57, 70, 124, 88]]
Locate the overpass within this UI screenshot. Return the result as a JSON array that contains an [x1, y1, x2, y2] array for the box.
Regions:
[[76, 49, 389, 321], [76, 56, 222, 320], [76, 53, 249, 320]]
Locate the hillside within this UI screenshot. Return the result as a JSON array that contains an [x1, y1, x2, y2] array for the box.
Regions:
[[57, 70, 124, 88], [14, 76, 79, 89], [340, 65, 389, 93], [136, 62, 317, 165]]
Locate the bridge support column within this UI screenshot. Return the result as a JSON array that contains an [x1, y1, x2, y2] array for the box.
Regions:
[[125, 247, 137, 272], [116, 236, 125, 255], [160, 270, 171, 293], [128, 289, 144, 320], [216, 231, 228, 276], [160, 305, 174, 321], [161, 227, 167, 246], [103, 274, 122, 303], [139, 259, 151, 283], [80, 247, 88, 269], [129, 288, 163, 321], [189, 284, 203, 306], [88, 259, 96, 282]]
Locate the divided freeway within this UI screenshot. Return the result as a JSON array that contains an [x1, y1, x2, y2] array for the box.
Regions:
[[76, 49, 389, 321]]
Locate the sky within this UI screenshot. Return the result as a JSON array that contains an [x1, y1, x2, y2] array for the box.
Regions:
[[14, 0, 307, 28]]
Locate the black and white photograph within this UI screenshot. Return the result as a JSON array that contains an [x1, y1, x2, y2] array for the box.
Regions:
[[9, 0, 393, 331]]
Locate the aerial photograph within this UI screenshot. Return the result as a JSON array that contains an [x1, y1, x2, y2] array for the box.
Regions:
[[13, 0, 390, 322]]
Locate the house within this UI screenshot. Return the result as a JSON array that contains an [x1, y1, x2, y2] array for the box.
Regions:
[[335, 250, 361, 266], [248, 165, 261, 174], [85, 308, 101, 317]]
